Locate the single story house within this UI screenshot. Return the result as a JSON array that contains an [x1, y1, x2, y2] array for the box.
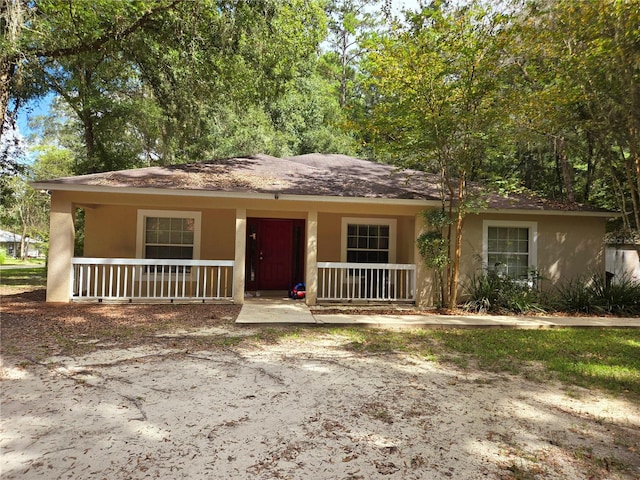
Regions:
[[0, 228, 42, 258], [31, 153, 615, 305], [0, 229, 22, 258]]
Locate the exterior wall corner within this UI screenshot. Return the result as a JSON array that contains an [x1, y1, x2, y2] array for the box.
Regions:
[[46, 194, 75, 303], [233, 209, 247, 304], [305, 210, 318, 306]]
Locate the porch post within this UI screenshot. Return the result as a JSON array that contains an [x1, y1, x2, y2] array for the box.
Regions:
[[414, 212, 432, 307], [305, 210, 318, 305], [233, 208, 247, 304], [46, 193, 74, 302]]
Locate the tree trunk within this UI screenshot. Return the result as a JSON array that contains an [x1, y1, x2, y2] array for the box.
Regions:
[[0, 0, 24, 138], [555, 136, 575, 203], [339, 30, 348, 108], [0, 60, 15, 137], [448, 175, 465, 309], [81, 110, 97, 172], [627, 122, 640, 232], [583, 130, 596, 203]]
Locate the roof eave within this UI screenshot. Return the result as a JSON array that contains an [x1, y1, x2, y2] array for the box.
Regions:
[[30, 182, 441, 207], [31, 182, 619, 216], [480, 208, 619, 218]]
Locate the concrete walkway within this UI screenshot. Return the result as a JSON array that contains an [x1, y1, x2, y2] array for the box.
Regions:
[[236, 298, 316, 324], [235, 298, 640, 328]]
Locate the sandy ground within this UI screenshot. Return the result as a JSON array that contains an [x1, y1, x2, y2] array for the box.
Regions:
[[1, 287, 639, 479]]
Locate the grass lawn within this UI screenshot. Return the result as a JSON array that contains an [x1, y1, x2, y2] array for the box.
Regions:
[[0, 266, 47, 287], [323, 327, 640, 397]]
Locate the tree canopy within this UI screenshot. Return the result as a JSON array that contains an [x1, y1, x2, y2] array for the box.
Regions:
[[2, 0, 638, 272]]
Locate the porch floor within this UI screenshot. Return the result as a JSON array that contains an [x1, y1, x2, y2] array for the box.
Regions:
[[235, 299, 640, 327]]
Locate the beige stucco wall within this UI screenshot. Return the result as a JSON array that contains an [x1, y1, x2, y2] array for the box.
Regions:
[[84, 203, 419, 266], [84, 205, 236, 260], [460, 213, 607, 291], [47, 188, 610, 305], [84, 205, 137, 258], [46, 192, 75, 302], [316, 212, 416, 263]]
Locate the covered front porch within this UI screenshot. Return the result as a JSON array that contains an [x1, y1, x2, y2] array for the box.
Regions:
[[46, 192, 428, 306], [68, 257, 417, 304]]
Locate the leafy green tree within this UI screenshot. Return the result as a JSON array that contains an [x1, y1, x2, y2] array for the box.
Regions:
[[323, 0, 384, 107], [4, 1, 331, 172], [1, 0, 182, 138], [0, 119, 26, 205], [362, 1, 509, 307], [1, 131, 76, 257], [0, 173, 49, 259], [506, 0, 640, 248], [125, 0, 327, 164], [267, 74, 358, 156]]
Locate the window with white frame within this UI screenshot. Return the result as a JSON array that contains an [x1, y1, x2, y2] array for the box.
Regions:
[[483, 220, 537, 279], [136, 210, 201, 260], [341, 218, 396, 264]]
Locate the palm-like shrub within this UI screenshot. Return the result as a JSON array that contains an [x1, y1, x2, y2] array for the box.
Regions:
[[554, 273, 640, 316], [463, 270, 545, 314]]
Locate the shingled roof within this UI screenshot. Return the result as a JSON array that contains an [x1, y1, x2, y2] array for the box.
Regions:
[[33, 153, 613, 213]]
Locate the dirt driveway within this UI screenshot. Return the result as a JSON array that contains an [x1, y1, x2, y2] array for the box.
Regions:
[[1, 288, 639, 479]]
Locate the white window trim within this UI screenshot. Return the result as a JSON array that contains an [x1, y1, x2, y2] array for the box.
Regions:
[[482, 220, 538, 274], [136, 209, 202, 259], [341, 217, 397, 263]]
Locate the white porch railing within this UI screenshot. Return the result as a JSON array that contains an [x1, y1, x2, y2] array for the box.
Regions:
[[70, 258, 234, 302], [317, 262, 416, 302]]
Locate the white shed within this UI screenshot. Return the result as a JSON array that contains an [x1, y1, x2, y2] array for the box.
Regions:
[[605, 243, 640, 283]]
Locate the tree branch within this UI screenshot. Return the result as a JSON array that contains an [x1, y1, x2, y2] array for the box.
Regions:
[[26, 0, 183, 61]]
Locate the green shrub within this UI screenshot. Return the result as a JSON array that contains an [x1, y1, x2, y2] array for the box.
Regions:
[[553, 272, 640, 316], [0, 247, 7, 265], [463, 270, 545, 314], [553, 277, 594, 313]]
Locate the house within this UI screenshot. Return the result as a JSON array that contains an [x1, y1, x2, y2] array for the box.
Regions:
[[31, 153, 615, 305], [0, 229, 22, 258], [0, 228, 41, 258]]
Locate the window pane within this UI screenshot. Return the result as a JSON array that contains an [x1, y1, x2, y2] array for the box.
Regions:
[[487, 226, 530, 277], [146, 217, 159, 230], [144, 215, 195, 259], [172, 246, 193, 259], [487, 253, 501, 269], [170, 218, 183, 231], [346, 223, 391, 264], [168, 231, 180, 244], [145, 230, 158, 244], [158, 230, 171, 244], [518, 239, 528, 253]]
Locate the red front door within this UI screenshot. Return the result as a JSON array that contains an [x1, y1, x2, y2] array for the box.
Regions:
[[246, 218, 305, 291]]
